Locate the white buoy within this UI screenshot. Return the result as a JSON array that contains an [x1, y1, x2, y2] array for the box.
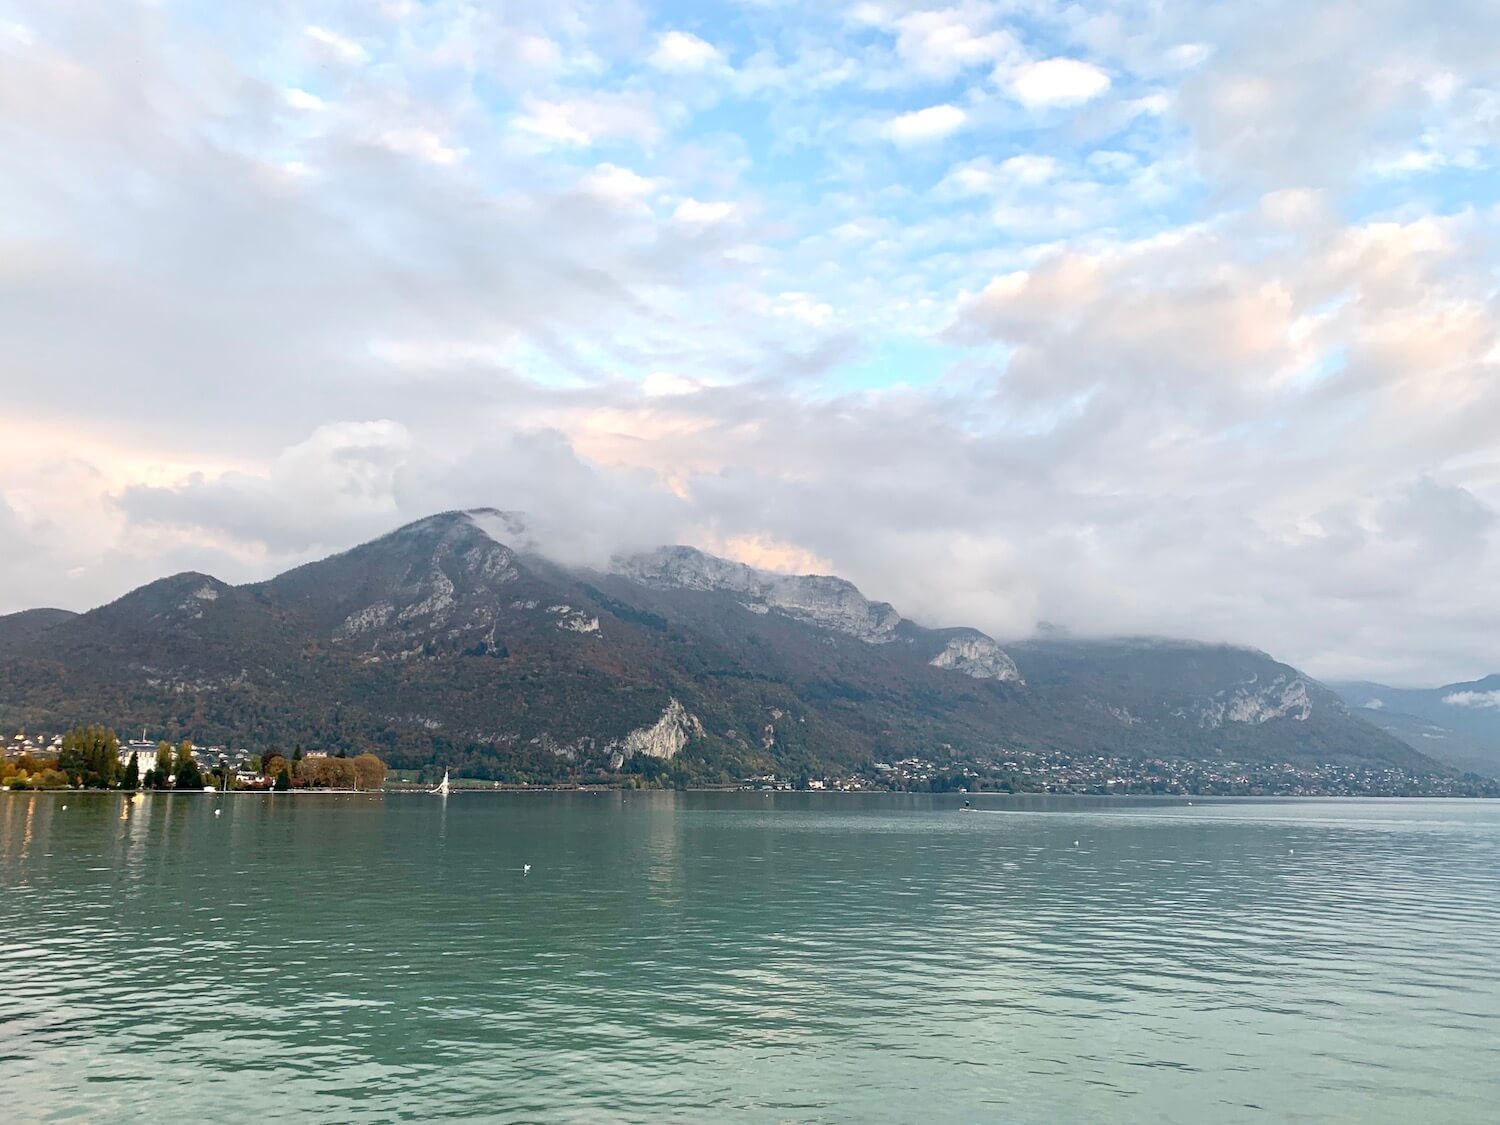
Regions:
[[214, 809, 221, 817], [61, 804, 67, 810], [1074, 840, 1079, 846]]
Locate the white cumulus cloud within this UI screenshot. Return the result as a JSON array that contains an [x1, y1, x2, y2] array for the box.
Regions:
[[649, 30, 724, 72], [1007, 58, 1112, 107], [673, 198, 736, 224], [885, 103, 966, 144]]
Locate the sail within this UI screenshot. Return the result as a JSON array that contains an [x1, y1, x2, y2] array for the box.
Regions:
[[431, 770, 451, 796]]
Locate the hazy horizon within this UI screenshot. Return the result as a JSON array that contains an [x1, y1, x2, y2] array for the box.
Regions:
[[3, 0, 1499, 686]]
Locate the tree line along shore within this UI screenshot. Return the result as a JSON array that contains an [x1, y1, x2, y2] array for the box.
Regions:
[[1, 725, 386, 792]]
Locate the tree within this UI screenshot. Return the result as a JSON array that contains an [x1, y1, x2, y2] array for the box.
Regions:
[[174, 741, 204, 790], [58, 726, 121, 788], [351, 754, 387, 790], [149, 741, 175, 789], [274, 767, 291, 791], [123, 752, 140, 790]]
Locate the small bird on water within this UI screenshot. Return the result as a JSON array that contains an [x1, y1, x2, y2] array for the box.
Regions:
[[523, 864, 532, 876], [214, 809, 221, 817]]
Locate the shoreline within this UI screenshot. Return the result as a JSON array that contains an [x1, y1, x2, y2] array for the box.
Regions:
[[4, 787, 1496, 800]]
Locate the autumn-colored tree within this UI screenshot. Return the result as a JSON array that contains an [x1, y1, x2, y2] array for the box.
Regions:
[[296, 755, 381, 789], [352, 753, 387, 790]]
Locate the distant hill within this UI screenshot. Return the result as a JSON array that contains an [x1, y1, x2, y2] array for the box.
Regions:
[[0, 509, 1431, 781], [1333, 677, 1500, 777], [0, 608, 78, 647]]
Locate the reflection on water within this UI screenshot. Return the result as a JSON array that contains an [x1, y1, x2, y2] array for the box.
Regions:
[[2, 792, 1499, 1123]]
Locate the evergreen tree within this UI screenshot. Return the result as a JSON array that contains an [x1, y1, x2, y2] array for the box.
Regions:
[[123, 752, 140, 790], [274, 767, 291, 791]]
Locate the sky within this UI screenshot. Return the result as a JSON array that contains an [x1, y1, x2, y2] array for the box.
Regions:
[[1, 0, 1499, 686]]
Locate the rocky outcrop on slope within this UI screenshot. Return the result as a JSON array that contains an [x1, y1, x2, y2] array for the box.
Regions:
[[929, 633, 1023, 683], [608, 699, 704, 768]]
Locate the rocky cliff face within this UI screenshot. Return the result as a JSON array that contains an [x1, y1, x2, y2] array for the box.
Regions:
[[608, 699, 705, 768], [312, 514, 521, 660], [615, 546, 1027, 685], [613, 546, 905, 643], [1188, 674, 1313, 727], [929, 633, 1023, 683]]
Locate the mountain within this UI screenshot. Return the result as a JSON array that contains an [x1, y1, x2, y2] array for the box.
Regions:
[[614, 545, 1022, 681], [0, 608, 78, 647], [0, 509, 1434, 783], [1332, 677, 1500, 777], [1006, 636, 1417, 765]]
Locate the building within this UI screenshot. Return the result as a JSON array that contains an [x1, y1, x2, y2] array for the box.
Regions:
[[118, 740, 160, 776]]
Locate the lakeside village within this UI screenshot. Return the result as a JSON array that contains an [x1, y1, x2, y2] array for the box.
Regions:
[[4, 725, 1496, 797]]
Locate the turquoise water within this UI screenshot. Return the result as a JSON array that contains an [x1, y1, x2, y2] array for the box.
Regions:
[[2, 792, 1498, 1123]]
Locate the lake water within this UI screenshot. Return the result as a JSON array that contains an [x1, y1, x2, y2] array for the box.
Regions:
[[2, 792, 1498, 1123]]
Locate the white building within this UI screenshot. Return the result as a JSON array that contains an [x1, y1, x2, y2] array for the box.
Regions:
[[118, 740, 159, 776]]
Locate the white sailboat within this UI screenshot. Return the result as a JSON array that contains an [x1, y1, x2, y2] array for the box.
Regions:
[[430, 770, 451, 796]]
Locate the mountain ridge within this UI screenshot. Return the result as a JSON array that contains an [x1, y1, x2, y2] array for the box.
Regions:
[[1333, 676, 1500, 777], [0, 509, 1440, 783]]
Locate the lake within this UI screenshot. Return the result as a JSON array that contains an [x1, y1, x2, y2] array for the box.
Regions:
[[2, 792, 1498, 1123]]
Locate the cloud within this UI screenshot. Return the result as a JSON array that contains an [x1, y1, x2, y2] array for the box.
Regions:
[[649, 30, 724, 72], [580, 163, 662, 208], [118, 422, 415, 554], [1171, 0, 1500, 193], [871, 4, 1020, 82], [283, 88, 325, 112], [305, 25, 367, 66], [884, 103, 966, 144], [641, 371, 700, 397], [3, 0, 1500, 690], [1443, 690, 1500, 709], [672, 198, 736, 224], [1006, 58, 1111, 107], [936, 155, 1059, 197], [377, 126, 466, 165], [513, 93, 666, 147]]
